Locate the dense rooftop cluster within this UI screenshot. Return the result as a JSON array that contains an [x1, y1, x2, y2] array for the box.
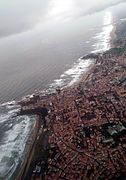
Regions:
[[21, 50, 126, 180]]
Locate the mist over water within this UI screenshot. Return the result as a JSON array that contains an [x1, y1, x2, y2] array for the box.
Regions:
[[0, 12, 113, 103], [0, 1, 126, 103], [0, 16, 99, 102], [0, 0, 126, 179]]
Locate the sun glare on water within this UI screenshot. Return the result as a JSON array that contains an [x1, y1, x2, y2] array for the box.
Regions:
[[103, 11, 113, 26]]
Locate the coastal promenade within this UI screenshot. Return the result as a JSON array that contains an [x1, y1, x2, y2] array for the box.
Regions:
[[18, 48, 126, 179], [16, 115, 41, 180]]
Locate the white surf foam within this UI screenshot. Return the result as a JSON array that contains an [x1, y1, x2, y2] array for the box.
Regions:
[[92, 11, 113, 53], [0, 114, 11, 124], [0, 101, 16, 107], [46, 58, 93, 93], [65, 58, 92, 86], [43, 11, 114, 93], [0, 102, 20, 124], [0, 115, 34, 178], [0, 102, 35, 179], [0, 10, 114, 179]]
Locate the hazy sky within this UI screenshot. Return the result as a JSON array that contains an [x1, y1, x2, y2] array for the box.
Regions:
[[0, 0, 125, 38]]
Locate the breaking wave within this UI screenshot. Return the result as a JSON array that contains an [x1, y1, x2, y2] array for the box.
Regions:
[[0, 102, 35, 179], [0, 11, 114, 179], [44, 11, 114, 93]]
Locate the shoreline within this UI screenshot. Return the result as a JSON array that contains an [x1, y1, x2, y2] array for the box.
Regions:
[[0, 16, 116, 106], [8, 21, 117, 179], [15, 116, 40, 180], [15, 56, 98, 179], [1, 18, 126, 179], [16, 21, 126, 179], [110, 23, 117, 48], [19, 44, 125, 179]]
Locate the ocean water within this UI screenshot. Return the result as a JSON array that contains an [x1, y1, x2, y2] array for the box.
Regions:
[[0, 10, 114, 179], [0, 101, 35, 179], [0, 10, 111, 103], [0, 1, 126, 178], [46, 11, 114, 92]]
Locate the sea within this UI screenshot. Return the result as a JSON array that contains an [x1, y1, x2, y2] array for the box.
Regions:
[[0, 1, 126, 179]]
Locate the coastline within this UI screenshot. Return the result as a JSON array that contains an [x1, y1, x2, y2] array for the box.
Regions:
[[20, 45, 126, 179], [15, 116, 40, 180], [15, 20, 116, 178], [15, 56, 98, 179], [1, 14, 126, 179], [110, 23, 117, 48], [16, 19, 125, 179]]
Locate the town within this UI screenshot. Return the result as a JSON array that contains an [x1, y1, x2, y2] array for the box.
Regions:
[[18, 47, 126, 180]]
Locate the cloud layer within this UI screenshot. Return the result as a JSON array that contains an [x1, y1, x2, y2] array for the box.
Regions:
[[0, 0, 125, 38]]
